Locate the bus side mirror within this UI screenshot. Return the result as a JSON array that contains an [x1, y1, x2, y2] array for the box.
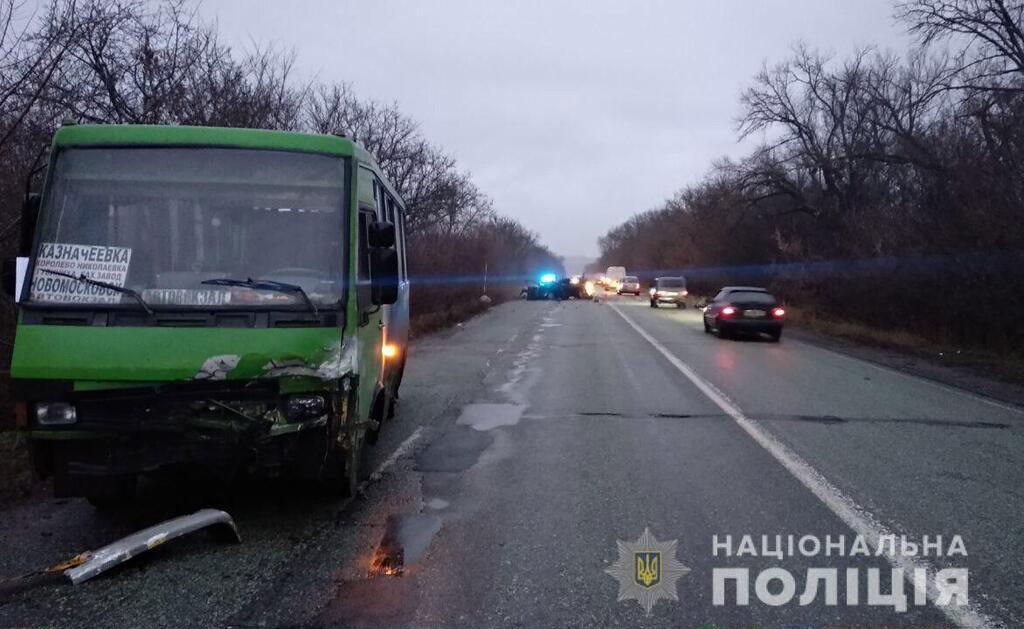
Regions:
[[368, 221, 395, 248], [370, 248, 399, 305], [19, 193, 41, 257]]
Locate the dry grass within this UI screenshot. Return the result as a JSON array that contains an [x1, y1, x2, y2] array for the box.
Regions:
[[788, 308, 1024, 382], [410, 295, 496, 339], [789, 308, 934, 348]]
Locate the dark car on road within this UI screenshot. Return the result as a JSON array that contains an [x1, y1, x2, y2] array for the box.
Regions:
[[525, 274, 586, 300], [649, 276, 688, 308], [556, 277, 588, 300], [703, 286, 785, 341]]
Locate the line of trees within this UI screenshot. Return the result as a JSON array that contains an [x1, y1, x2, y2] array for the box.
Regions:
[[0, 0, 561, 344], [597, 0, 1024, 353]]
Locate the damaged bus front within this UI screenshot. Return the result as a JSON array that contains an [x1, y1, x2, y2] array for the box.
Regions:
[[8, 125, 409, 505]]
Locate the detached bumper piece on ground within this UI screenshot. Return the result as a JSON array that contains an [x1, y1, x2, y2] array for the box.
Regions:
[[0, 509, 240, 594]]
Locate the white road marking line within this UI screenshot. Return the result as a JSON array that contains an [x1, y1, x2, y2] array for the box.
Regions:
[[610, 303, 998, 628], [365, 427, 423, 485]]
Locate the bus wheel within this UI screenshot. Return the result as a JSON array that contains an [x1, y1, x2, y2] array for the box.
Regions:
[[341, 439, 361, 498], [366, 390, 389, 445], [392, 360, 406, 403], [324, 431, 361, 498], [321, 393, 363, 497]]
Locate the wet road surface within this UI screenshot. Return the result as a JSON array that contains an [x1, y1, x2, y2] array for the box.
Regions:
[[1, 295, 1023, 627]]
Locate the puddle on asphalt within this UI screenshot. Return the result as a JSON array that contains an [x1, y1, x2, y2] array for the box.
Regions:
[[414, 428, 492, 473], [369, 514, 442, 577], [456, 403, 525, 431]]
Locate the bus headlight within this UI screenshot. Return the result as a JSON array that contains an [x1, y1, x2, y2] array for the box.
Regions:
[[283, 394, 327, 421], [35, 402, 77, 425]]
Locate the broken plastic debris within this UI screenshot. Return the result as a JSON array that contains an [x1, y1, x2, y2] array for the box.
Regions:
[[195, 355, 241, 380], [65, 508, 241, 584]]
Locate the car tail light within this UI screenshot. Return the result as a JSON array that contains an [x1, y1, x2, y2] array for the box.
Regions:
[[681, 290, 688, 296], [721, 306, 737, 317], [771, 307, 785, 318]]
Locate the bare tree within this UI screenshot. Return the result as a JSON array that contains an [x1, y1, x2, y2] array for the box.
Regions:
[[897, 0, 1024, 89], [0, 0, 78, 151], [304, 83, 493, 235]]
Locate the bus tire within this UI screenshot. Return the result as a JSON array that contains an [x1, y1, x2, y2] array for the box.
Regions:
[[365, 390, 388, 445], [392, 359, 406, 401], [320, 392, 363, 497], [341, 441, 360, 498]]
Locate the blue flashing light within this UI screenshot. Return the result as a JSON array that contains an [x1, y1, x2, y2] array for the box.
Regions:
[[539, 273, 557, 284]]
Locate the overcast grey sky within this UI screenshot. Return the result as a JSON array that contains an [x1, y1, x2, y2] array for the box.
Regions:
[[201, 0, 910, 259]]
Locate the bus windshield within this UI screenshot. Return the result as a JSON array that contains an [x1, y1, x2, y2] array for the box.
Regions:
[[28, 147, 347, 308]]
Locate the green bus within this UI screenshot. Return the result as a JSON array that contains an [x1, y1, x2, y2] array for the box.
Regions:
[[6, 124, 410, 504]]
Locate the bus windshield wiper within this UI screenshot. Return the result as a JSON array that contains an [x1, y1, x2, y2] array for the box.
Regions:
[[201, 277, 319, 318], [40, 268, 154, 315]]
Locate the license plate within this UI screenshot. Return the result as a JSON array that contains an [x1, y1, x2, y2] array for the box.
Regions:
[[744, 309, 766, 317]]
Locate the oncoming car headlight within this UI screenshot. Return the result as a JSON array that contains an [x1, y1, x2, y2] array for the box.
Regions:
[[35, 402, 77, 425]]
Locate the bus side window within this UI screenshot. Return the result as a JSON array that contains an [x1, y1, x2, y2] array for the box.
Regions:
[[383, 195, 407, 281], [357, 210, 372, 282], [396, 207, 408, 280], [374, 180, 387, 221]]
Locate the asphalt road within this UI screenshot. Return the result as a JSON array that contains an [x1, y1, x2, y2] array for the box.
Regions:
[[1, 293, 1023, 628]]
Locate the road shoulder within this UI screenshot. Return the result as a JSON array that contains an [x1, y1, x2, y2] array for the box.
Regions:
[[786, 326, 1024, 412]]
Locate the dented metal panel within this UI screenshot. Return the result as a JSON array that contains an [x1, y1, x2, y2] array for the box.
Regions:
[[64, 509, 241, 585], [260, 336, 359, 379], [11, 325, 342, 383]]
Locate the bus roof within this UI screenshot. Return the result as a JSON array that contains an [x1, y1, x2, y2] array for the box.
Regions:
[[50, 124, 403, 202]]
